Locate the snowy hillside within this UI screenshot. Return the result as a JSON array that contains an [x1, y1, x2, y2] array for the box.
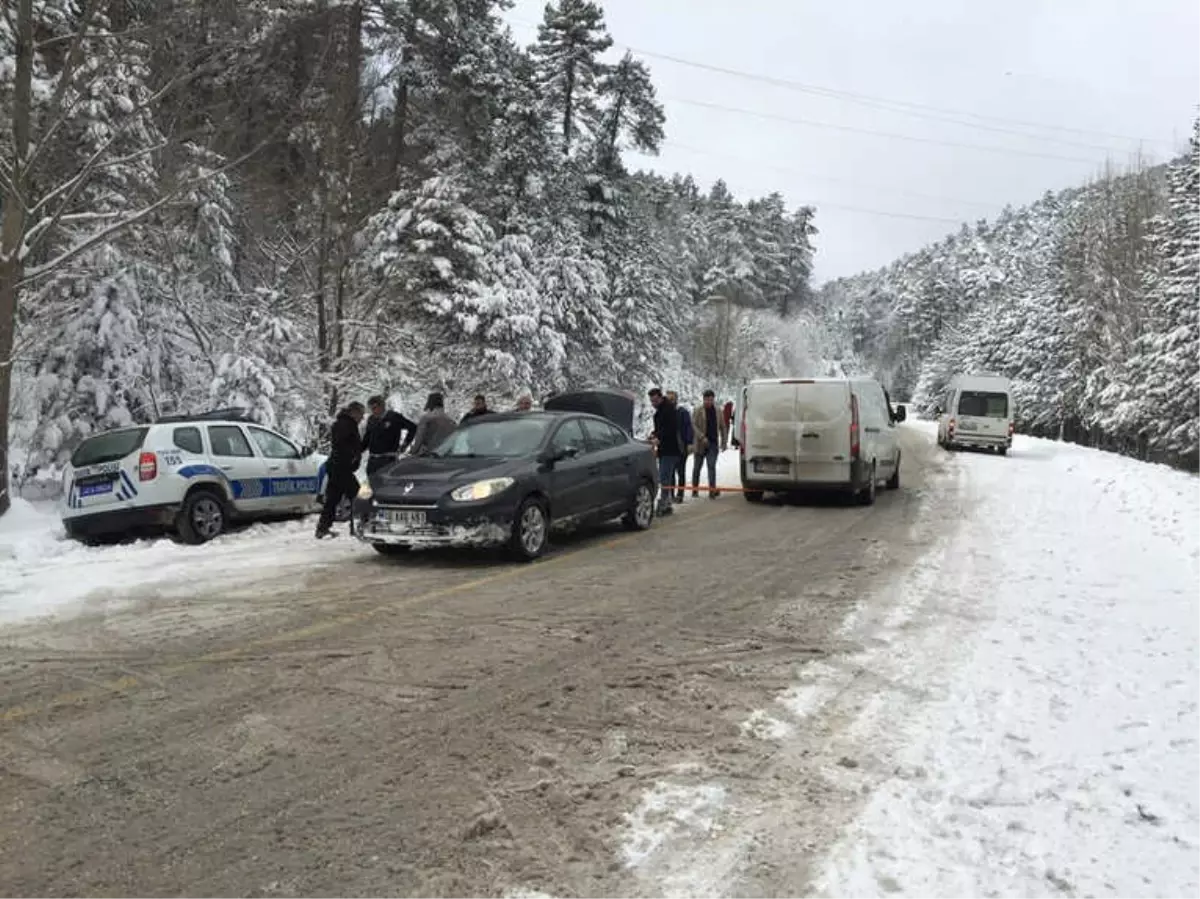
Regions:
[[821, 126, 1199, 472]]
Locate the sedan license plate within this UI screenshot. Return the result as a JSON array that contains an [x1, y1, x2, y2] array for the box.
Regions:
[[78, 480, 114, 498], [755, 461, 789, 474], [384, 509, 427, 529]]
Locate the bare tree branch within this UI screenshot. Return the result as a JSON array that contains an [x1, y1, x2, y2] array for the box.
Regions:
[[19, 138, 277, 288]]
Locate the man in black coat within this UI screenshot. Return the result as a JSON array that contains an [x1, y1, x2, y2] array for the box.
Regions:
[[316, 401, 365, 538], [362, 394, 416, 475], [461, 393, 491, 424], [648, 387, 680, 516]]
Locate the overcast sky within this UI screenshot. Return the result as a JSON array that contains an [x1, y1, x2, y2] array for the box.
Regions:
[[503, 0, 1200, 282]]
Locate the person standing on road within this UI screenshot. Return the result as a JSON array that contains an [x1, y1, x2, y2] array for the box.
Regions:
[[692, 390, 728, 498], [722, 400, 734, 450], [316, 401, 365, 539], [648, 387, 680, 516], [362, 395, 416, 476], [515, 394, 534, 412], [668, 390, 693, 503], [461, 394, 491, 424], [408, 392, 457, 456]]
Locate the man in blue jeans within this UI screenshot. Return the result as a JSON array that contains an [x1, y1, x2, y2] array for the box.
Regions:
[[692, 390, 728, 498], [648, 387, 681, 516]]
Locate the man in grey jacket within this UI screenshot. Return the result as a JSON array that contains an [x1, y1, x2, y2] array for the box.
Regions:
[[408, 392, 457, 456]]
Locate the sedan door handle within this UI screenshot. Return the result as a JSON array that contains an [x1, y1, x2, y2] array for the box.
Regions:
[[219, 464, 235, 471], [267, 465, 282, 471]]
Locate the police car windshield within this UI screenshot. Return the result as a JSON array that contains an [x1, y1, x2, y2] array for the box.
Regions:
[[70, 427, 150, 467], [435, 417, 550, 458]]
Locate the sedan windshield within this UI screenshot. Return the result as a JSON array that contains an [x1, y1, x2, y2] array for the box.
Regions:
[[434, 417, 550, 458]]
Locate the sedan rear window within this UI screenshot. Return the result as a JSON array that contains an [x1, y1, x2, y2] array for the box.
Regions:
[[70, 428, 150, 467], [436, 418, 551, 458], [958, 391, 1008, 418]]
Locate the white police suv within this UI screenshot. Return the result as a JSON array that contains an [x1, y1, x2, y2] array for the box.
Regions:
[[61, 409, 343, 544]]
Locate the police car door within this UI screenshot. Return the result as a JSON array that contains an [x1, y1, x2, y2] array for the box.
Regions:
[[205, 424, 273, 513], [247, 426, 319, 512]]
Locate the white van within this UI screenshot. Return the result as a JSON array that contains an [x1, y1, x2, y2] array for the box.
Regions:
[[936, 374, 1014, 454], [737, 377, 905, 505]]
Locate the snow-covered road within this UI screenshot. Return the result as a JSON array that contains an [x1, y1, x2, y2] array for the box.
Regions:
[[2, 426, 1196, 897], [619, 424, 1199, 898], [813, 426, 1199, 897]]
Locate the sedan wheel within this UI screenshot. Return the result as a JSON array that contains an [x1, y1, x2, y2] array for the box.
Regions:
[[624, 481, 655, 531], [510, 498, 548, 561]]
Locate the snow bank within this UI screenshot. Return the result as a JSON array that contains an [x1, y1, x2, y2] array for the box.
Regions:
[[0, 499, 361, 626], [817, 435, 1200, 897]]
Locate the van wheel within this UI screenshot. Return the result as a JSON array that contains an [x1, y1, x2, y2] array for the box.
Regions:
[[176, 489, 227, 544], [998, 447, 1009, 457], [744, 490, 764, 503], [858, 463, 877, 506], [886, 454, 900, 490]]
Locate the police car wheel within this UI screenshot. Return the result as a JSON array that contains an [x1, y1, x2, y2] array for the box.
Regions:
[[177, 490, 227, 544]]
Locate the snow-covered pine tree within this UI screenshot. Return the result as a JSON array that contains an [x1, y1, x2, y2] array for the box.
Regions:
[[1109, 120, 1199, 466], [531, 0, 612, 158], [22, 6, 169, 471]]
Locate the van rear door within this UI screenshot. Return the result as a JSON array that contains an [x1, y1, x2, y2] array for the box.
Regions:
[[744, 382, 798, 483], [793, 381, 853, 483], [955, 390, 1010, 439]]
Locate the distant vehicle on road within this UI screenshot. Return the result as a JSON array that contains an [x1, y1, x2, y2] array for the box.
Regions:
[[936, 374, 1015, 454], [738, 377, 905, 505], [61, 410, 340, 545], [354, 398, 658, 561]]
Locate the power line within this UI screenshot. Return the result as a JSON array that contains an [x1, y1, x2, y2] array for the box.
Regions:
[[667, 95, 1114, 164], [619, 44, 1168, 150], [505, 15, 1169, 150], [659, 139, 1005, 211]]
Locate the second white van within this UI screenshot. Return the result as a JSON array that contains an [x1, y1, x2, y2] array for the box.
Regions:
[[936, 374, 1014, 454], [737, 377, 905, 505]]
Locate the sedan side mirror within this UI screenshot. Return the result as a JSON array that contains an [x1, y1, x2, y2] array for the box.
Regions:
[[300, 443, 314, 457]]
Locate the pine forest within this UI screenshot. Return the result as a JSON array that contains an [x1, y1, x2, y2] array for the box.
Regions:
[[0, 0, 1196, 515]]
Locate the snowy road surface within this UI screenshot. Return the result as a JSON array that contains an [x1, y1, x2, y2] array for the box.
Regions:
[[0, 426, 1196, 897]]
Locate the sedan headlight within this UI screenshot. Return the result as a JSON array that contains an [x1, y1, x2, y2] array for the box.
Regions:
[[450, 477, 515, 502], [356, 483, 373, 501]]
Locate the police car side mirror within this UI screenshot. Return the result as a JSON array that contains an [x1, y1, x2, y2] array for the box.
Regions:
[[300, 443, 314, 457]]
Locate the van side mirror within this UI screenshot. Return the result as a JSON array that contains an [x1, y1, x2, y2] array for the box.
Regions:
[[894, 406, 907, 423]]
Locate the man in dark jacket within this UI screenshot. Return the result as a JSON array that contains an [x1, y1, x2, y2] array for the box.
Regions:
[[648, 387, 680, 516], [362, 394, 416, 475], [667, 390, 693, 502], [316, 401, 365, 538], [461, 394, 490, 424]]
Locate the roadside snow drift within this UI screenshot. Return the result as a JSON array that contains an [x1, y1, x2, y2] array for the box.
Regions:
[[0, 497, 360, 625], [814, 435, 1199, 897]]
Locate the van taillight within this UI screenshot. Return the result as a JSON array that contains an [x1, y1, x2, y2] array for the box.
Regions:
[[1007, 421, 1014, 437], [850, 395, 860, 459], [138, 452, 158, 481]]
